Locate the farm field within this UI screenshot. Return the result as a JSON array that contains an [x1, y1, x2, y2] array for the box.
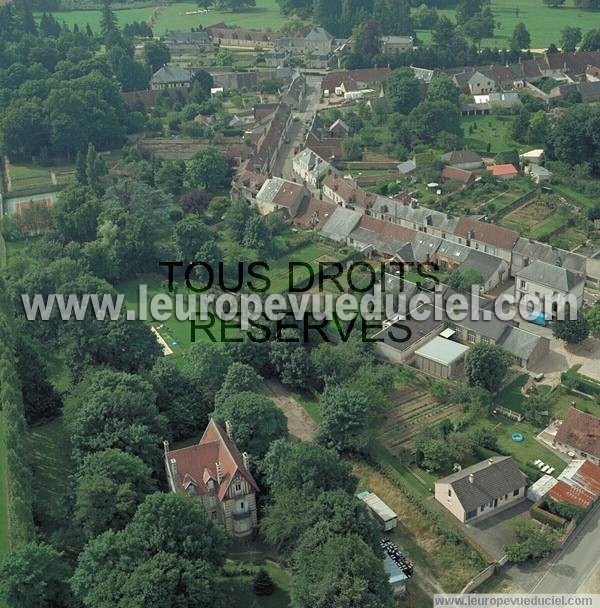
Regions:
[[39, 0, 296, 35]]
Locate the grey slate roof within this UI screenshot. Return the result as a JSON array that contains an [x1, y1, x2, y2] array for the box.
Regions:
[[372, 197, 457, 232], [441, 150, 483, 166], [459, 249, 504, 282], [305, 27, 334, 41], [513, 238, 586, 274], [397, 159, 416, 174], [438, 457, 526, 513], [151, 65, 192, 84], [498, 326, 544, 362], [412, 234, 442, 263], [516, 259, 584, 292], [320, 207, 362, 242], [436, 239, 471, 264]]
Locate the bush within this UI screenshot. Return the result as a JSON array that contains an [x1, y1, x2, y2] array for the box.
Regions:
[[253, 568, 275, 596]]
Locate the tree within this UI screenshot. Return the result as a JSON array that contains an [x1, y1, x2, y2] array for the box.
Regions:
[[242, 213, 271, 252], [552, 307, 589, 344], [253, 569, 275, 596], [262, 488, 380, 556], [86, 143, 107, 194], [353, 20, 381, 57], [223, 198, 252, 240], [261, 439, 356, 496], [190, 69, 214, 103], [580, 28, 600, 51], [511, 22, 531, 51], [559, 26, 581, 53], [100, 0, 117, 39], [317, 385, 371, 453], [180, 188, 210, 214], [0, 542, 71, 608], [71, 493, 229, 608], [74, 449, 156, 539], [186, 146, 231, 192], [173, 215, 211, 262], [65, 369, 166, 466], [543, 0, 565, 6], [291, 533, 394, 608], [182, 342, 233, 402], [385, 67, 420, 114], [447, 268, 484, 293], [311, 339, 373, 385], [427, 74, 460, 106], [144, 40, 171, 72], [269, 330, 312, 389], [528, 110, 550, 145], [415, 436, 453, 472], [212, 391, 288, 460], [586, 303, 600, 337], [464, 342, 512, 393], [149, 358, 208, 441], [15, 335, 61, 423], [214, 362, 262, 407]]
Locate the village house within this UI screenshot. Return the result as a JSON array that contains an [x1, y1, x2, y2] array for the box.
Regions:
[[435, 457, 527, 523], [206, 24, 281, 49], [303, 27, 336, 54], [441, 150, 483, 170], [162, 30, 212, 52], [150, 65, 193, 90], [488, 164, 519, 180], [380, 35, 413, 54], [554, 408, 600, 465], [452, 217, 518, 262], [164, 419, 260, 539], [254, 176, 308, 217], [292, 148, 331, 187], [514, 259, 585, 317], [525, 163, 553, 184]]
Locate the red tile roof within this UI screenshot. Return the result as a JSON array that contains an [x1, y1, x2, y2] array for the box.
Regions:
[[166, 419, 259, 501], [441, 166, 474, 184], [453, 216, 518, 251], [555, 407, 600, 460], [549, 479, 595, 509], [357, 214, 418, 243], [322, 173, 376, 208], [488, 163, 518, 177], [293, 197, 337, 230]]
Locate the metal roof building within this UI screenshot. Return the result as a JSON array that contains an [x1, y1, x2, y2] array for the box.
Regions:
[[414, 336, 469, 379]]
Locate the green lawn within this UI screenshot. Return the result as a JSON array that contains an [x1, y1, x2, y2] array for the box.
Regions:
[[40, 0, 298, 35], [27, 417, 75, 533], [436, 0, 600, 49], [225, 540, 291, 608], [461, 115, 520, 155]]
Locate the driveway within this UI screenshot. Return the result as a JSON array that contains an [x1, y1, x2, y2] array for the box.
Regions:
[[431, 497, 532, 562], [528, 336, 600, 384], [263, 379, 317, 442]]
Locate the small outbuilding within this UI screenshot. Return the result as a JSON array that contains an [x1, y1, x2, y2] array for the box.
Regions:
[[414, 336, 469, 379], [357, 491, 398, 531]]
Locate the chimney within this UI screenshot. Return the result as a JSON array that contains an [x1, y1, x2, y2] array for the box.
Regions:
[[468, 473, 474, 484], [216, 462, 223, 484], [170, 457, 177, 478], [488, 459, 493, 466], [242, 452, 251, 471], [225, 420, 233, 440]]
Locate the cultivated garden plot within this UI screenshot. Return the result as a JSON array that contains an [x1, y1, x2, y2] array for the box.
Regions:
[[378, 387, 463, 452]]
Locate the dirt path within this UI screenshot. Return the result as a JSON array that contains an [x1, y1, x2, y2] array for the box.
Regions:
[[263, 379, 317, 442]]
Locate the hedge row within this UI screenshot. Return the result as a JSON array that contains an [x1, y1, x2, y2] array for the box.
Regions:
[[0, 279, 35, 548], [561, 368, 600, 398], [530, 504, 567, 530]]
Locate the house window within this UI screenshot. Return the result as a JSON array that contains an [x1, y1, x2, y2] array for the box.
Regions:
[[467, 331, 476, 344], [520, 280, 526, 289], [513, 489, 520, 497], [211, 511, 218, 520], [448, 489, 452, 497], [466, 510, 477, 520], [235, 483, 242, 493]]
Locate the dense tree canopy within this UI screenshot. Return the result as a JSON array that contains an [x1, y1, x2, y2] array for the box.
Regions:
[[464, 342, 512, 393]]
